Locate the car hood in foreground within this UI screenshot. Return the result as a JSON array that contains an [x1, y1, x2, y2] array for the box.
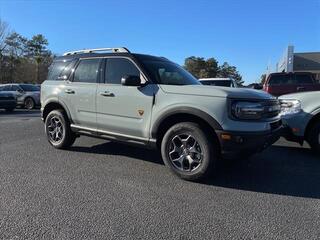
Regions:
[[278, 91, 320, 101], [160, 85, 274, 100]]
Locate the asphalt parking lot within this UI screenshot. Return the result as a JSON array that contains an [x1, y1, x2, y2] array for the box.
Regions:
[[0, 109, 320, 240]]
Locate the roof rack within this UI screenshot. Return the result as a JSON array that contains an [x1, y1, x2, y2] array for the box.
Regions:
[[63, 47, 130, 56]]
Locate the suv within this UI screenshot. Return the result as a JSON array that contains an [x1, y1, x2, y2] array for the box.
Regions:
[[199, 78, 238, 88], [263, 72, 320, 96], [0, 84, 40, 109], [279, 91, 320, 153], [41, 47, 282, 180]]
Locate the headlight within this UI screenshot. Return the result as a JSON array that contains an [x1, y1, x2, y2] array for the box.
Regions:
[[231, 101, 265, 120], [279, 99, 301, 116]]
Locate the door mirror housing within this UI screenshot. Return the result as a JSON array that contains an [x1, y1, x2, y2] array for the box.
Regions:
[[121, 75, 141, 86]]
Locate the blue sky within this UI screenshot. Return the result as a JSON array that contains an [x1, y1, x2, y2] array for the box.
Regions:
[[0, 0, 319, 83]]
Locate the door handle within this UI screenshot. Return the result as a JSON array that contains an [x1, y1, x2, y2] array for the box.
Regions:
[[100, 91, 115, 97], [65, 89, 75, 94]]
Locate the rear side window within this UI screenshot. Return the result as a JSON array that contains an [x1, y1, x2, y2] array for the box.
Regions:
[[73, 58, 101, 83], [47, 59, 77, 80], [268, 75, 291, 85], [105, 58, 140, 84], [295, 74, 313, 84]]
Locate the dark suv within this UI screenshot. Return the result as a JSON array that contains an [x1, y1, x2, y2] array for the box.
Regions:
[[263, 72, 320, 96]]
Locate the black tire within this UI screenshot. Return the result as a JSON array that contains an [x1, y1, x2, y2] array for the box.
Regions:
[[24, 97, 35, 110], [5, 108, 15, 112], [161, 122, 219, 181], [307, 121, 320, 154], [45, 109, 76, 149]]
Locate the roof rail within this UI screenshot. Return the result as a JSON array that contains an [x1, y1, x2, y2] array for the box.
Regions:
[[63, 47, 130, 56]]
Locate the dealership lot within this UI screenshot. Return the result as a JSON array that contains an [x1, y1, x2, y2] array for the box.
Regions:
[[0, 110, 320, 239]]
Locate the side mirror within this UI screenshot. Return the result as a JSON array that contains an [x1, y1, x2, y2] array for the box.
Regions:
[[121, 75, 141, 86]]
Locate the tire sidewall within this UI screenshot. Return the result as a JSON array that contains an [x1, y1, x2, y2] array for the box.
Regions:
[[45, 110, 68, 148], [308, 122, 320, 154], [161, 122, 216, 180], [25, 97, 35, 110]]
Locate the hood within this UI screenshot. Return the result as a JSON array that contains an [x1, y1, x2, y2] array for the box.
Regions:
[[279, 91, 320, 101], [160, 85, 274, 100]]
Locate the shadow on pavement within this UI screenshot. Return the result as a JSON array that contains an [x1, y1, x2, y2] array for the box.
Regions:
[[69, 141, 164, 165], [70, 140, 320, 199], [207, 145, 320, 199]]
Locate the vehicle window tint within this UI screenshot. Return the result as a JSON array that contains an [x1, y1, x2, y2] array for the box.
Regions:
[[201, 80, 232, 87], [47, 59, 77, 80], [295, 74, 313, 84], [268, 75, 291, 85], [20, 84, 39, 91], [11, 85, 21, 91], [2, 85, 11, 91], [105, 58, 140, 84], [60, 59, 78, 79], [73, 59, 101, 83]]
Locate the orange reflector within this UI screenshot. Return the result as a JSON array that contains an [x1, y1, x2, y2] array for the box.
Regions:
[[292, 128, 299, 133], [221, 134, 232, 140]]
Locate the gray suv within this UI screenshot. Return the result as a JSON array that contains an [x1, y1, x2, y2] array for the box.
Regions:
[[0, 84, 40, 109], [41, 47, 282, 180]]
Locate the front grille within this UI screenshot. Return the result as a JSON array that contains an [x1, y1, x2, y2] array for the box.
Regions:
[[270, 119, 282, 130], [261, 100, 280, 119]]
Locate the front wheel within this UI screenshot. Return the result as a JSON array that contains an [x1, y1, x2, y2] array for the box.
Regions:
[[161, 122, 219, 181], [307, 121, 320, 154], [45, 109, 76, 149]]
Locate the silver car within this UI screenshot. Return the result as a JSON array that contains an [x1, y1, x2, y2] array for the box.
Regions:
[[0, 84, 40, 109]]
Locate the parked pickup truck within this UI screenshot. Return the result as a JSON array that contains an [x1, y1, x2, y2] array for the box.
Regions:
[[263, 72, 320, 96]]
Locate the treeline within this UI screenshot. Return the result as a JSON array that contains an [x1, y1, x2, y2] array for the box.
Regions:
[[0, 18, 53, 84], [184, 56, 244, 86]]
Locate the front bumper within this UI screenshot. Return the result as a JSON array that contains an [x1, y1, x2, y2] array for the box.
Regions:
[[216, 121, 283, 159], [0, 100, 17, 109]]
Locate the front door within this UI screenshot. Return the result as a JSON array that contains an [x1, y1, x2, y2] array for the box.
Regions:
[[96, 57, 155, 140]]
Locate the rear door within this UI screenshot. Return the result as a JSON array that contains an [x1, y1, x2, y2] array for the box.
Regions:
[[96, 57, 155, 139], [65, 58, 102, 129]]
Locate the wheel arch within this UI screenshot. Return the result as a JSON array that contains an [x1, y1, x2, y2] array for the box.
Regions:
[[305, 111, 320, 140], [151, 107, 222, 148], [42, 100, 72, 122]]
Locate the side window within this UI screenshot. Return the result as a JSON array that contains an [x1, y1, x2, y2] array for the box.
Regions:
[[269, 75, 291, 85], [11, 85, 21, 91], [73, 59, 101, 83], [105, 58, 140, 84], [295, 74, 313, 84], [3, 85, 11, 91], [47, 59, 77, 80]]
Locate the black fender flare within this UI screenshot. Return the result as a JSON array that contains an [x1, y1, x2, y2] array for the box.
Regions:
[[151, 107, 223, 139]]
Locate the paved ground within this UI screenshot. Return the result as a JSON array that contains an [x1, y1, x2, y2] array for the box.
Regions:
[[0, 109, 320, 240]]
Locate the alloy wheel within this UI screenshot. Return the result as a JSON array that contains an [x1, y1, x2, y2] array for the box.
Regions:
[[168, 134, 203, 172], [47, 116, 64, 143]]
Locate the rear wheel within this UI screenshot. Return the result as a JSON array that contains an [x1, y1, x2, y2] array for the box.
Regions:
[[45, 109, 76, 149], [307, 121, 320, 154], [161, 122, 219, 181], [24, 97, 35, 110]]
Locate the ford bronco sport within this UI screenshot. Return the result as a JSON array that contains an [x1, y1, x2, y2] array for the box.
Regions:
[[41, 47, 282, 180]]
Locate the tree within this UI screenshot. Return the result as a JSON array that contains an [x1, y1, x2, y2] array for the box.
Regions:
[[184, 56, 219, 78], [26, 34, 51, 83], [0, 18, 9, 57], [217, 62, 243, 86], [260, 74, 267, 85]]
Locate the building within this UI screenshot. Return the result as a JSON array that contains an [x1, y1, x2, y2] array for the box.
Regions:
[[276, 46, 320, 81]]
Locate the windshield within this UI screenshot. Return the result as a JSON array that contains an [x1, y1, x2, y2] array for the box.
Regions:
[[19, 84, 40, 92], [142, 60, 200, 85], [200, 80, 233, 87]]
